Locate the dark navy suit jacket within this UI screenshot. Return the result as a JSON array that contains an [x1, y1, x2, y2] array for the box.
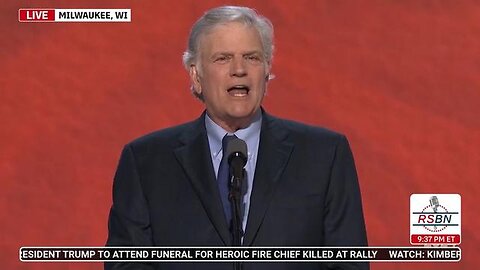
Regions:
[[106, 111, 368, 270]]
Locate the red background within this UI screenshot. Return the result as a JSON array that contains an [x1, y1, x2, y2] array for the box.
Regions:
[[2, 0, 479, 269]]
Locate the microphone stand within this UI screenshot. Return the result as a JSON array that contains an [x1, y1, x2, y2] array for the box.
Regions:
[[229, 169, 244, 270]]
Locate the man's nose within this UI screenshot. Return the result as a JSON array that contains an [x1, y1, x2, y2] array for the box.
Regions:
[[230, 57, 247, 77]]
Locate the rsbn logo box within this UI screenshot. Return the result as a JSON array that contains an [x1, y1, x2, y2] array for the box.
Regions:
[[410, 194, 461, 245]]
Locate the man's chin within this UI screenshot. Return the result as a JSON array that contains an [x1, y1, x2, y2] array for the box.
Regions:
[[226, 108, 258, 121]]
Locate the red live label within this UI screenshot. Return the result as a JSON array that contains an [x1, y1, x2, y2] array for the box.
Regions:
[[19, 9, 55, 22], [411, 234, 460, 244]]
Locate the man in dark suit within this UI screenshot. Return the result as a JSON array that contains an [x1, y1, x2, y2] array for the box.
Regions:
[[106, 5, 368, 270]]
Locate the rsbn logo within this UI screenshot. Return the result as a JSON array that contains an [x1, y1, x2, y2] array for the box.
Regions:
[[412, 196, 459, 232]]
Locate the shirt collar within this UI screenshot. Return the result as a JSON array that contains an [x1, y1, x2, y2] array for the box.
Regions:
[[205, 110, 262, 160]]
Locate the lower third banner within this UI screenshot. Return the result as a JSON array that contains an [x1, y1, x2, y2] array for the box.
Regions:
[[20, 246, 461, 262]]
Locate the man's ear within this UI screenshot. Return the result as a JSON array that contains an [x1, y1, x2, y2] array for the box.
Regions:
[[189, 64, 202, 95], [265, 62, 273, 81]]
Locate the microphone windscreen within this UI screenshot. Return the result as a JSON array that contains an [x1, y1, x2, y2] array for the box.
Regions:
[[226, 137, 248, 163]]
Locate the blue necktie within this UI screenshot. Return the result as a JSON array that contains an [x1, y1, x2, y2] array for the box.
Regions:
[[218, 134, 236, 228]]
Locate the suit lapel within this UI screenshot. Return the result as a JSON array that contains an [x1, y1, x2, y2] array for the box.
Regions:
[[173, 114, 232, 245], [243, 113, 294, 246]]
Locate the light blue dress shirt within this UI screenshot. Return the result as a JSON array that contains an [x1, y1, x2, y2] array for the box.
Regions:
[[205, 111, 262, 232]]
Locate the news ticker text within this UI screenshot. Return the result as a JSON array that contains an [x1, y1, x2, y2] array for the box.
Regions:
[[20, 247, 460, 262]]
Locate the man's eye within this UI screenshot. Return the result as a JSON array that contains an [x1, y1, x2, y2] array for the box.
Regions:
[[246, 55, 263, 63], [215, 56, 229, 62]]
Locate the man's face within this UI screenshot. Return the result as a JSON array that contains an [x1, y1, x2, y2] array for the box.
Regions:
[[190, 22, 269, 130]]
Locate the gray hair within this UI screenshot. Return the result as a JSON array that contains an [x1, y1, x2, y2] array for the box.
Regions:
[[183, 6, 274, 99], [183, 6, 274, 68]]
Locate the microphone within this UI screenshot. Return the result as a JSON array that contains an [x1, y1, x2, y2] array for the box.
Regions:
[[225, 137, 247, 248], [429, 196, 439, 213], [429, 196, 440, 230], [226, 138, 248, 181]]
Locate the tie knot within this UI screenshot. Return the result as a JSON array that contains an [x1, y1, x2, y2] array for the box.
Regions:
[[222, 134, 236, 156]]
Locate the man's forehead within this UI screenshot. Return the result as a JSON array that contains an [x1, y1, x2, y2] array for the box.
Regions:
[[198, 22, 263, 51], [210, 50, 262, 56]]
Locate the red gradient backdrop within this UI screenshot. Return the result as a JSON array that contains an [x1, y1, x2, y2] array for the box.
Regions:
[[2, 0, 479, 269]]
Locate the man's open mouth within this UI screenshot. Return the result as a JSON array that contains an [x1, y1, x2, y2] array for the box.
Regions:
[[227, 85, 250, 97]]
